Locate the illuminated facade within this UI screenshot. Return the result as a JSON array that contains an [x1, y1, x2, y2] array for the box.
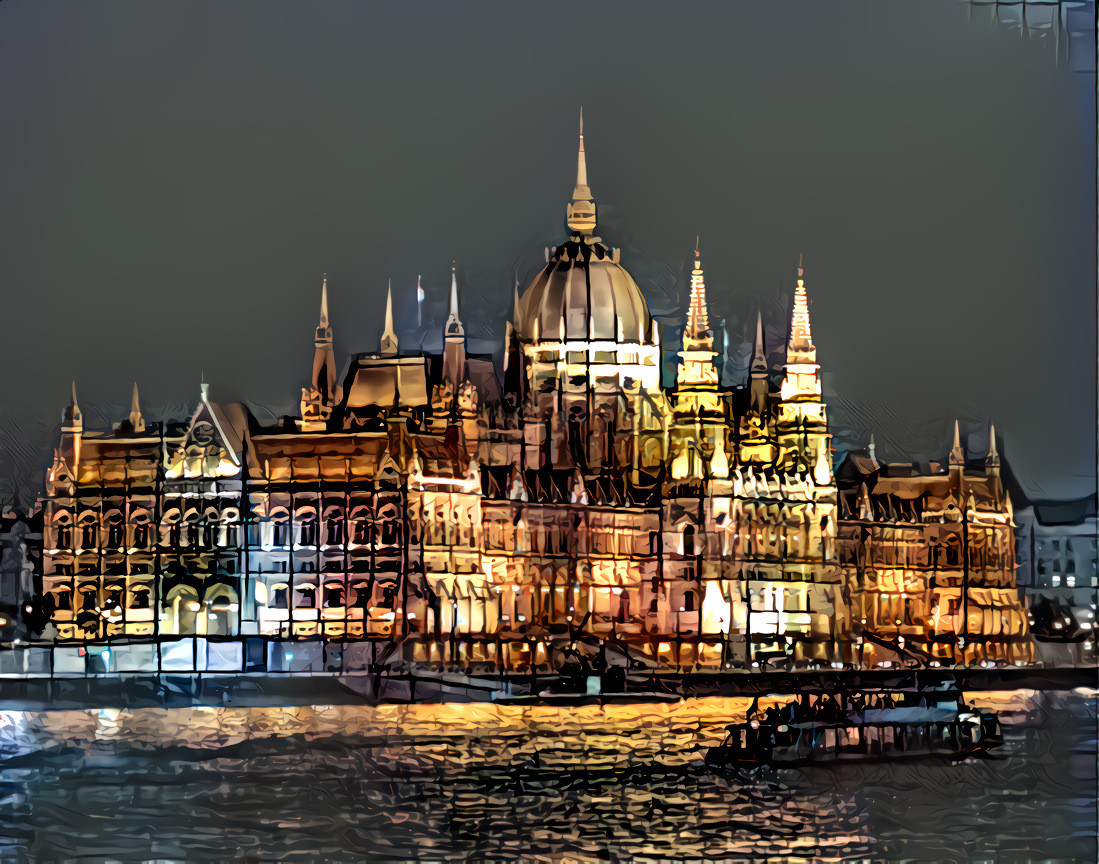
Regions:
[[38, 125, 1033, 672]]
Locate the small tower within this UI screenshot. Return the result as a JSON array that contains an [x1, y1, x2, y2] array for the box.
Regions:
[[949, 419, 965, 467], [300, 274, 341, 431], [128, 382, 145, 434], [380, 280, 398, 356], [60, 381, 82, 476], [443, 265, 467, 390]]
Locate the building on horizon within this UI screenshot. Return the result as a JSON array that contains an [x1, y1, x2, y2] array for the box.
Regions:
[[35, 124, 1035, 674]]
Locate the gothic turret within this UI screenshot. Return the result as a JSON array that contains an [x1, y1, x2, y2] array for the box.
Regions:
[[300, 275, 341, 431], [776, 256, 828, 474], [443, 265, 467, 390], [380, 280, 398, 356], [128, 382, 145, 434]]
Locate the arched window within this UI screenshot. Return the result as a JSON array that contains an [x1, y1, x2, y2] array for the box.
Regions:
[[105, 511, 124, 548], [296, 509, 318, 547], [270, 508, 290, 547], [78, 513, 98, 549], [129, 585, 151, 610], [323, 508, 344, 546], [682, 524, 696, 557], [53, 511, 73, 549], [349, 507, 371, 546], [52, 588, 72, 612]]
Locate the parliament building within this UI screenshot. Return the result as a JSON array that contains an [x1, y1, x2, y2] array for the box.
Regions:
[[38, 125, 1034, 674]]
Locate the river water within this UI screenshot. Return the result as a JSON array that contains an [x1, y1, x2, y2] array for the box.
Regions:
[[0, 689, 1094, 863]]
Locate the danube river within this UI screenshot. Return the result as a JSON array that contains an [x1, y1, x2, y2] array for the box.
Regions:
[[0, 689, 1094, 862]]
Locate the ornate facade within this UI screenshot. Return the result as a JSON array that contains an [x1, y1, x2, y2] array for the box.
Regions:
[[38, 125, 1033, 673]]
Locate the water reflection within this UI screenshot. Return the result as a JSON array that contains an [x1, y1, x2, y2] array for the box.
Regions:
[[0, 691, 1093, 862]]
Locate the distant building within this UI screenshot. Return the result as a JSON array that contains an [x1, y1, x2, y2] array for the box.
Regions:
[[36, 122, 1035, 673], [1015, 498, 1097, 666], [0, 509, 42, 641]]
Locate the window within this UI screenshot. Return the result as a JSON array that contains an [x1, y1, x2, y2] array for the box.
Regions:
[[294, 585, 317, 608], [53, 590, 72, 611], [323, 584, 345, 608], [80, 523, 97, 549], [273, 522, 289, 547], [325, 514, 343, 546], [130, 588, 151, 610], [299, 520, 317, 547], [270, 585, 289, 609]]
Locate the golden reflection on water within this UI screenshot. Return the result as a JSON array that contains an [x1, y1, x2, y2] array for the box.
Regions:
[[0, 689, 1043, 752], [0, 689, 1092, 862]]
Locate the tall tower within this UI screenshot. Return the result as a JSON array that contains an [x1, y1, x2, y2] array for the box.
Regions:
[[299, 275, 341, 431], [776, 257, 829, 475], [670, 240, 726, 480]]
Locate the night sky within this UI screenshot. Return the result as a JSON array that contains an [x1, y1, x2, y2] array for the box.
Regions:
[[0, 1, 1093, 506]]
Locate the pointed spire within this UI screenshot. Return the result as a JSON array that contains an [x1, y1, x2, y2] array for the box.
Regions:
[[416, 274, 424, 327], [566, 108, 597, 236], [786, 253, 816, 365], [986, 423, 1000, 467], [445, 264, 464, 338], [129, 382, 145, 433], [868, 433, 877, 464], [63, 381, 81, 429], [750, 312, 768, 376], [314, 274, 333, 346], [379, 279, 398, 356], [682, 236, 713, 352], [949, 419, 965, 466], [200, 371, 210, 403], [513, 272, 522, 325]]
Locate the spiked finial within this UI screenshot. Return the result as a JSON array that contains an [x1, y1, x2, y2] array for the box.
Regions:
[[200, 371, 209, 402], [63, 380, 81, 428], [380, 279, 398, 356], [683, 238, 713, 351], [751, 312, 768, 376], [869, 433, 877, 463], [445, 264, 464, 339], [987, 423, 1000, 467], [566, 108, 597, 235], [513, 272, 522, 325], [129, 382, 145, 433], [319, 273, 329, 326], [949, 419, 965, 466]]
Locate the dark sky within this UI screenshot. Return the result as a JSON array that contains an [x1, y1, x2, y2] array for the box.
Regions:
[[0, 0, 1093, 505]]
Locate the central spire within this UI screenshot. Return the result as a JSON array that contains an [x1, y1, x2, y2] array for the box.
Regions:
[[683, 235, 713, 352], [566, 108, 597, 236]]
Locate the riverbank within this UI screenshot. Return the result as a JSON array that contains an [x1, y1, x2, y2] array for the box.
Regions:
[[0, 665, 1093, 710]]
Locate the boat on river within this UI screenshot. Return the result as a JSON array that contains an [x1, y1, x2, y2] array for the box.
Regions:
[[705, 683, 1002, 768]]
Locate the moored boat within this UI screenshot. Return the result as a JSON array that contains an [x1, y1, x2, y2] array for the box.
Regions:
[[706, 683, 1002, 768]]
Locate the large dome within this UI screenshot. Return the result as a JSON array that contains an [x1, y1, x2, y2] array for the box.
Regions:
[[516, 236, 654, 345]]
